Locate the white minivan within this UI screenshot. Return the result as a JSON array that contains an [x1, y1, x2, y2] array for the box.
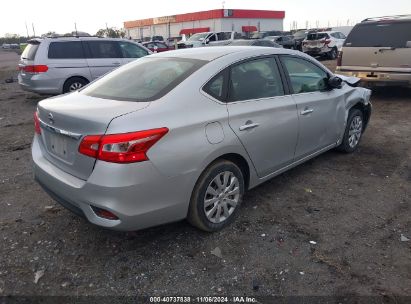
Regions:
[[18, 37, 151, 94]]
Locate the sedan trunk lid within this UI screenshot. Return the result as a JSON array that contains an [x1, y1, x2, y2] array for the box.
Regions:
[[37, 92, 150, 180]]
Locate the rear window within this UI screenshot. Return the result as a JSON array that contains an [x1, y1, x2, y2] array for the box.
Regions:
[[345, 21, 411, 48], [307, 33, 329, 40], [81, 57, 206, 102], [48, 41, 85, 59], [21, 43, 39, 60]]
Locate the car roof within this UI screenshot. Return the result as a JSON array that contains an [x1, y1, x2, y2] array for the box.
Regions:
[[150, 46, 296, 61]]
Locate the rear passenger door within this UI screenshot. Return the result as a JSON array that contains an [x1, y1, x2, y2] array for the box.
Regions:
[[280, 55, 344, 160], [84, 40, 123, 80], [223, 56, 299, 177]]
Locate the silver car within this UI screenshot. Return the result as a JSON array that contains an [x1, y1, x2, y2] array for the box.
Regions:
[[18, 37, 151, 95], [32, 47, 372, 232]]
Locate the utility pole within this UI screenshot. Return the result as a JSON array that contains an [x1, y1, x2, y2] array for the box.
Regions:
[[32, 23, 36, 37], [25, 22, 29, 38], [74, 22, 78, 36]]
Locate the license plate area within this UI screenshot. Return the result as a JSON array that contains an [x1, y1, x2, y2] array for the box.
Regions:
[[50, 134, 68, 159]]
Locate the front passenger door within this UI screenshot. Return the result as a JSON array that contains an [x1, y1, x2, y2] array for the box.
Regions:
[[280, 55, 345, 160]]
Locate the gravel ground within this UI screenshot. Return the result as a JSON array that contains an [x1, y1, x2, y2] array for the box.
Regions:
[[0, 50, 410, 299]]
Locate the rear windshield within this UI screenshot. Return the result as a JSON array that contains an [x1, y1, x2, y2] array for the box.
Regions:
[[307, 33, 329, 40], [81, 57, 206, 102], [21, 43, 39, 60], [345, 21, 411, 48]]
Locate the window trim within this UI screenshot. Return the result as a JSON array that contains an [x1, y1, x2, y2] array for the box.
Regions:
[[278, 54, 332, 95]]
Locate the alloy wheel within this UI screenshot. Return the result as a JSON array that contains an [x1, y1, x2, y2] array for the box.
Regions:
[[69, 82, 83, 91], [203, 171, 240, 224], [348, 116, 363, 148]]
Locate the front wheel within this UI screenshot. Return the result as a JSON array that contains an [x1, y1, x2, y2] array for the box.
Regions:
[[337, 109, 364, 153], [188, 160, 245, 232]]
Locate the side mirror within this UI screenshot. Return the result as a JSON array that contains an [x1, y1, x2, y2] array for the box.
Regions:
[[328, 76, 343, 89]]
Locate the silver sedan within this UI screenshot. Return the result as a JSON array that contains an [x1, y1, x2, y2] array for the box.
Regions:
[[32, 47, 372, 232]]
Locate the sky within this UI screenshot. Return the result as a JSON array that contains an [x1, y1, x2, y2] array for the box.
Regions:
[[1, 0, 411, 37]]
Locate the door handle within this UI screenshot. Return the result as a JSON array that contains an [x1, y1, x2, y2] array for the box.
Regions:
[[300, 108, 314, 115], [239, 122, 260, 131], [112, 62, 121, 65]]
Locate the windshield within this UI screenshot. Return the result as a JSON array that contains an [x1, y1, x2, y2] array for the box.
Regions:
[[81, 57, 206, 102], [345, 21, 411, 48], [188, 33, 209, 41]]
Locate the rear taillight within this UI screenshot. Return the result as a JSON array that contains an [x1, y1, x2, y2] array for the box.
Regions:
[[324, 39, 331, 45], [34, 111, 41, 135], [337, 51, 343, 67], [79, 128, 169, 163], [21, 65, 48, 74]]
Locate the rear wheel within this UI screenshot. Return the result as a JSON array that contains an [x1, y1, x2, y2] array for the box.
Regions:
[[337, 109, 364, 153], [63, 77, 89, 93], [188, 160, 245, 232], [328, 47, 338, 60]]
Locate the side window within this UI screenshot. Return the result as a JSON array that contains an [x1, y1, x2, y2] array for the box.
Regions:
[[48, 41, 85, 59], [208, 34, 217, 42], [229, 57, 284, 102], [87, 41, 121, 58], [203, 72, 226, 101], [260, 40, 273, 47], [119, 42, 148, 58], [281, 56, 329, 94], [339, 32, 346, 39], [330, 33, 338, 38]]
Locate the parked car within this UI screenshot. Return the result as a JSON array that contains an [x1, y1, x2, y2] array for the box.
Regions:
[[178, 31, 240, 48], [225, 39, 282, 48], [32, 46, 371, 232], [336, 15, 411, 88], [250, 31, 284, 39], [264, 35, 296, 49], [293, 30, 308, 51], [302, 31, 346, 59], [142, 41, 172, 53], [18, 37, 151, 95]]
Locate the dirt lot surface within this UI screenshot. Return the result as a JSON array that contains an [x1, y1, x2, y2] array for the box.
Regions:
[[0, 49, 410, 299]]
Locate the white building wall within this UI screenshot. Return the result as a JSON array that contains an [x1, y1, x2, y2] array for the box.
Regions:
[[128, 18, 283, 39]]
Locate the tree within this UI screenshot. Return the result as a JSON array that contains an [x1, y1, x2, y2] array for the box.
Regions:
[[96, 27, 126, 38], [41, 31, 58, 38]]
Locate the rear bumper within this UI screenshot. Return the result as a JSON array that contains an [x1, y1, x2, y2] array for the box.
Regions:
[[303, 46, 331, 55], [18, 73, 62, 95], [336, 69, 411, 87], [32, 135, 194, 231]]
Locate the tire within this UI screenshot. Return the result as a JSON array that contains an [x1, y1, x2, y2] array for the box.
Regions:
[[337, 109, 364, 153], [328, 47, 338, 60], [188, 160, 245, 232], [63, 77, 89, 93]]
